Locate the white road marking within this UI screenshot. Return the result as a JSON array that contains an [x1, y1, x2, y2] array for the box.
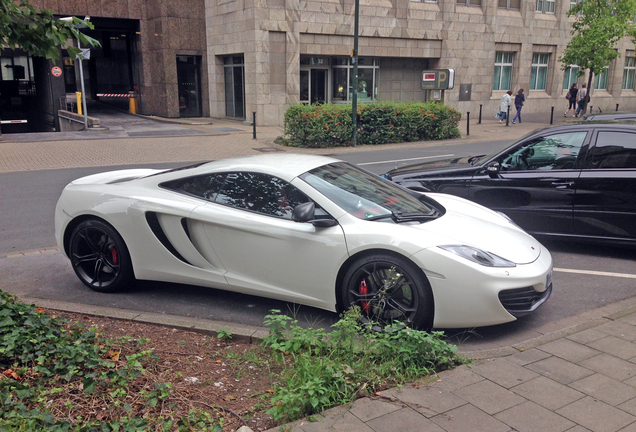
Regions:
[[554, 267, 636, 279], [357, 154, 455, 166]]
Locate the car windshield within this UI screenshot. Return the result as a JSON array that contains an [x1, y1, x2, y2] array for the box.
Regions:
[[301, 162, 438, 220], [472, 129, 543, 166]]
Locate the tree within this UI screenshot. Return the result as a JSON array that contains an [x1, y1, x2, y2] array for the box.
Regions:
[[559, 0, 636, 105], [0, 0, 99, 60]]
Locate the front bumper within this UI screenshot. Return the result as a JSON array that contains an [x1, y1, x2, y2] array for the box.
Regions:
[[411, 244, 553, 328]]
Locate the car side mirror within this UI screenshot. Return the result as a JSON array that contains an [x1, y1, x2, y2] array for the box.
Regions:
[[292, 201, 315, 222], [292, 202, 338, 227], [487, 162, 501, 178]]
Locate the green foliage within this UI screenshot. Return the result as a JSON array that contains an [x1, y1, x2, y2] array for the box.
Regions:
[[559, 0, 636, 90], [0, 290, 222, 432], [283, 102, 461, 148], [216, 328, 233, 342], [261, 308, 464, 422], [0, 0, 100, 60]]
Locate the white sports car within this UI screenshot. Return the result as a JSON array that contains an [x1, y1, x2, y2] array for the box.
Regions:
[[55, 154, 552, 329]]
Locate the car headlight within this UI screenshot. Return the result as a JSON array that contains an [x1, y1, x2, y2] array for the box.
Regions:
[[439, 245, 516, 268]]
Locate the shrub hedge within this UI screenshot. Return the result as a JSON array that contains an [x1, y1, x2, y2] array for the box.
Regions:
[[283, 101, 461, 148]]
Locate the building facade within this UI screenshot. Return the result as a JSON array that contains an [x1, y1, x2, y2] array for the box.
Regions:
[[205, 0, 636, 126]]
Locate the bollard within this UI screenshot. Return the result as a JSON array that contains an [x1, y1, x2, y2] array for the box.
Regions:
[[478, 104, 482, 124], [467, 112, 470, 136], [128, 91, 137, 114], [76, 92, 82, 115], [616, 104, 619, 112], [252, 112, 256, 140], [550, 106, 554, 125], [506, 106, 510, 126]]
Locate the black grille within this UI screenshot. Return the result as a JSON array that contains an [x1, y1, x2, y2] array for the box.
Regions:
[[498, 284, 552, 317]]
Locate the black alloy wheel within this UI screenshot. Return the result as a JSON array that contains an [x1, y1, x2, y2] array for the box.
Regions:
[[69, 220, 133, 293], [342, 253, 433, 330]]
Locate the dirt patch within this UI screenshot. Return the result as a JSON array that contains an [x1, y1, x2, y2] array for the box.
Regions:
[[50, 310, 278, 432]]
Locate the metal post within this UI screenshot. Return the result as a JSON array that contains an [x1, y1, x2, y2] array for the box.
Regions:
[[616, 104, 619, 112], [466, 112, 470, 136], [478, 104, 482, 124], [550, 106, 554, 125], [77, 39, 89, 130], [252, 112, 256, 139], [506, 106, 510, 126], [351, 0, 360, 147], [589, 106, 593, 114]]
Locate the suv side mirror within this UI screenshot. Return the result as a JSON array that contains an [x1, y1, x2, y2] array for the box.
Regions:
[[487, 162, 501, 178]]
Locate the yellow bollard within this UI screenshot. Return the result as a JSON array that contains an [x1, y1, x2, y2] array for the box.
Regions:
[[129, 91, 137, 114], [76, 92, 82, 115]]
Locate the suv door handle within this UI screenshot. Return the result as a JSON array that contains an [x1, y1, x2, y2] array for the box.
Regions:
[[551, 180, 575, 189]]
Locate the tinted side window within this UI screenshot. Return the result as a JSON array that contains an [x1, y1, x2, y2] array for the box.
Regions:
[[161, 174, 225, 200], [215, 172, 312, 219], [590, 131, 636, 169], [500, 132, 587, 171]]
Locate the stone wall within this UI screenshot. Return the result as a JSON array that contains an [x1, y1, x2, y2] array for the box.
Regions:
[[205, 0, 636, 125]]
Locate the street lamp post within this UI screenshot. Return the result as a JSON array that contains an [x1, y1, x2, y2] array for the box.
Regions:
[[77, 37, 88, 130], [351, 0, 360, 147], [61, 16, 90, 130]]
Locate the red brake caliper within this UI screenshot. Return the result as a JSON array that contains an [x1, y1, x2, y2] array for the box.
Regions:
[[359, 279, 370, 313], [111, 247, 118, 265]]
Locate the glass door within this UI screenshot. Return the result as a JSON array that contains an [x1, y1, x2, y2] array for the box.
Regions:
[[224, 56, 245, 120], [177, 55, 202, 118], [310, 69, 327, 104]]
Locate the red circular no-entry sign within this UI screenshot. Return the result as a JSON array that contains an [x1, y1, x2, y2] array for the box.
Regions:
[[51, 66, 62, 77]]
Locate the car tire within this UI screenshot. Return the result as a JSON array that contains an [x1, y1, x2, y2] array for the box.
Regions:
[[341, 253, 434, 330], [69, 219, 134, 293]]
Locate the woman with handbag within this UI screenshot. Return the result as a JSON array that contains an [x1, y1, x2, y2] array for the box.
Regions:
[[565, 83, 578, 117]]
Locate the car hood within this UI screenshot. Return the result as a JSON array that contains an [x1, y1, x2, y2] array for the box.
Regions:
[[419, 193, 542, 264], [387, 156, 479, 177]]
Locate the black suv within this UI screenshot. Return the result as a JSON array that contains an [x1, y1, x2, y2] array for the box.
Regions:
[[384, 123, 636, 245]]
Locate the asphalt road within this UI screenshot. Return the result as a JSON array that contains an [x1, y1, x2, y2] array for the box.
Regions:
[[1, 141, 635, 349]]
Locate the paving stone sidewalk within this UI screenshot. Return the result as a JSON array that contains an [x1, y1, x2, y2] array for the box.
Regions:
[[267, 311, 636, 432]]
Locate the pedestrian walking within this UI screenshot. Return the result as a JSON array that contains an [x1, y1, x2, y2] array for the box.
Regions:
[[565, 83, 578, 117], [575, 83, 588, 117], [512, 89, 525, 124], [499, 90, 512, 124]]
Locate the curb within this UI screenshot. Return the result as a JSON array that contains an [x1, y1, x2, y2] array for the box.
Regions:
[[12, 290, 636, 359]]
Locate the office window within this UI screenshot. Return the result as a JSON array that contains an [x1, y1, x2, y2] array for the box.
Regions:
[[536, 0, 555, 13], [530, 53, 550, 90], [331, 58, 379, 103], [457, 0, 482, 6], [569, 0, 581, 8], [563, 65, 580, 89], [623, 57, 635, 90], [493, 52, 514, 91], [594, 66, 609, 90], [498, 0, 520, 9]]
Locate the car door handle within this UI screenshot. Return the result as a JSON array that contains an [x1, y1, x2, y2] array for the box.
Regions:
[[551, 180, 575, 189]]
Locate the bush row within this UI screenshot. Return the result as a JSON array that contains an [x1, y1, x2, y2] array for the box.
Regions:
[[283, 101, 462, 148]]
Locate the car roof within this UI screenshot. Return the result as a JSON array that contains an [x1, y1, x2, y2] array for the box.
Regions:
[[584, 113, 636, 121], [187, 154, 343, 182]]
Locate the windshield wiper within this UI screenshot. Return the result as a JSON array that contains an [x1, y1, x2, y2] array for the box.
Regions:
[[365, 211, 436, 223], [467, 155, 485, 165]]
